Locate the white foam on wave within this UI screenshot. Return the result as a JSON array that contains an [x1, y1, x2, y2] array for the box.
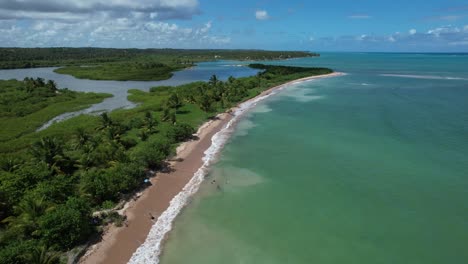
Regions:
[[127, 78, 292, 264], [380, 74, 468, 81]]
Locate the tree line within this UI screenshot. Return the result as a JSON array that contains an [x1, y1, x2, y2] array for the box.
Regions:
[[0, 48, 317, 69]]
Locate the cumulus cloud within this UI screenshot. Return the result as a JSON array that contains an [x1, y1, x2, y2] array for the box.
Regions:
[[0, 16, 230, 48], [0, 0, 233, 48], [255, 10, 269, 20], [309, 25, 468, 51], [0, 0, 200, 20]]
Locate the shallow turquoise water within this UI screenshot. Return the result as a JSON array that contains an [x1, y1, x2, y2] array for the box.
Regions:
[[160, 53, 468, 264]]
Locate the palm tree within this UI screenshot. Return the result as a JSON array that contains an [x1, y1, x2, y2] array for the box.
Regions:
[[144, 111, 158, 132], [34, 78, 45, 87], [76, 144, 95, 169], [97, 112, 113, 131], [169, 111, 177, 125], [0, 155, 21, 172], [27, 246, 61, 264], [74, 128, 91, 150], [106, 125, 122, 141], [138, 128, 150, 141], [45, 80, 57, 93], [161, 107, 177, 124], [31, 137, 65, 169], [198, 94, 212, 112], [209, 74, 219, 86], [167, 93, 182, 113], [161, 107, 170, 122], [24, 77, 35, 92], [2, 197, 53, 238]]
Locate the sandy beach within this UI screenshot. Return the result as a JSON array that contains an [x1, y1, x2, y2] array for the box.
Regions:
[[79, 71, 343, 264]]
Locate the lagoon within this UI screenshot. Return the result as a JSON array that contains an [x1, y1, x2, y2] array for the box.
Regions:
[[0, 61, 259, 129]]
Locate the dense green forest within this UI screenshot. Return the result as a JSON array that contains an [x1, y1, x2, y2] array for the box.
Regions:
[[0, 48, 316, 67], [54, 62, 184, 81], [0, 48, 318, 81], [0, 48, 317, 81], [0, 64, 332, 263]]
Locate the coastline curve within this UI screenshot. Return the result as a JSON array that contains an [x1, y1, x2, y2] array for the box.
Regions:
[[127, 72, 345, 264]]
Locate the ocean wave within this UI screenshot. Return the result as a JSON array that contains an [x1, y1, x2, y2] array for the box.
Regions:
[[380, 74, 468, 80], [127, 78, 293, 264]]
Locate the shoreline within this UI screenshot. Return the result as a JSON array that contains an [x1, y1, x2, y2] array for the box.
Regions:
[[79, 71, 344, 264]]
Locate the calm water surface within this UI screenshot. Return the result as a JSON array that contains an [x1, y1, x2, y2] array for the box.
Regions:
[[160, 53, 468, 264]]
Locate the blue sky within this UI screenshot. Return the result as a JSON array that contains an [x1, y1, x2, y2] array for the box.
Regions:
[[0, 0, 467, 51]]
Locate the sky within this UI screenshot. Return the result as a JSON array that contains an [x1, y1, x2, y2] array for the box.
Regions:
[[0, 0, 468, 52]]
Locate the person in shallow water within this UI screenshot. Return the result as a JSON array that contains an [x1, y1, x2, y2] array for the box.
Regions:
[[148, 212, 155, 220], [210, 179, 222, 191]]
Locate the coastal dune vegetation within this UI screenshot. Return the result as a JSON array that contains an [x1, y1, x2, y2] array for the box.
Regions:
[[0, 63, 332, 263]]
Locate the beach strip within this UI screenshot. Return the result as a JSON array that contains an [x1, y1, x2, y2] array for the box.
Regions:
[[79, 71, 344, 264]]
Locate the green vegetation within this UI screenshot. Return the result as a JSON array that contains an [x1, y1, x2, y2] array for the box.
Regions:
[[0, 48, 317, 69], [0, 78, 111, 146], [54, 62, 184, 81], [0, 64, 332, 263], [0, 48, 318, 81]]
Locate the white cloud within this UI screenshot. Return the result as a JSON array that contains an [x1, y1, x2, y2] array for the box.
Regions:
[[356, 34, 369, 41], [255, 10, 269, 20], [0, 0, 200, 21], [427, 25, 461, 37], [0, 18, 230, 48], [310, 25, 468, 51], [0, 0, 234, 48]]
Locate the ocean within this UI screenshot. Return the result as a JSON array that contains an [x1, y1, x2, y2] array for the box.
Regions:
[[152, 53, 468, 263]]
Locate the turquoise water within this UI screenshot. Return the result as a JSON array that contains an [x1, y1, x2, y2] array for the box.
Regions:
[[160, 53, 468, 264]]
